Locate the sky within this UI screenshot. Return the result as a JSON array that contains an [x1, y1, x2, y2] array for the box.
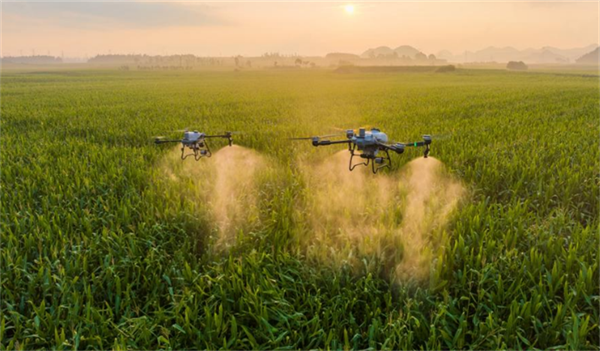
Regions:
[[1, 1, 598, 57]]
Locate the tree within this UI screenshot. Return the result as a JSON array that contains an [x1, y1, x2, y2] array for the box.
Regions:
[[506, 61, 528, 71], [415, 52, 427, 61], [428, 54, 436, 60]]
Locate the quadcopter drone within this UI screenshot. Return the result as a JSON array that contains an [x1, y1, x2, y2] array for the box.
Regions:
[[154, 129, 234, 160], [293, 128, 431, 173]]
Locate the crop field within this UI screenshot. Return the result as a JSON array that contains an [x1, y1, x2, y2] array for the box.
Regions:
[[1, 67, 599, 349]]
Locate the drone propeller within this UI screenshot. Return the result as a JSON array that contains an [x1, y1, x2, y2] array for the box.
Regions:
[[153, 135, 182, 144], [403, 133, 449, 141], [153, 136, 172, 142], [289, 133, 344, 140], [175, 130, 241, 136], [428, 133, 451, 141]]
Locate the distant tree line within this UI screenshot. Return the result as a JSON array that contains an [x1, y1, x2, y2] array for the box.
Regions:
[[88, 54, 225, 67], [261, 52, 302, 59], [136, 65, 194, 71], [1, 56, 63, 64], [369, 51, 440, 63]]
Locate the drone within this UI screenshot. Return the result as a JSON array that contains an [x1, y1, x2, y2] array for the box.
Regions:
[[154, 129, 234, 160], [292, 127, 431, 173]]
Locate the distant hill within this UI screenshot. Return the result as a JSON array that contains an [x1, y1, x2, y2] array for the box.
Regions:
[[440, 44, 598, 63], [465, 46, 526, 62], [576, 47, 599, 64], [436, 50, 453, 60], [394, 45, 421, 58], [524, 49, 568, 63], [361, 46, 396, 58], [543, 44, 598, 60]]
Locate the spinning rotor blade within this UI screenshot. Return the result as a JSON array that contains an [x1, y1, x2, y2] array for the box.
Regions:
[[395, 134, 449, 142], [198, 131, 242, 137], [289, 133, 344, 140], [390, 140, 409, 145], [318, 133, 346, 138], [391, 134, 437, 145], [428, 133, 451, 141]]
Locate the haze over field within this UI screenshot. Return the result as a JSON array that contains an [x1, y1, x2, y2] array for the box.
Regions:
[[2, 1, 598, 59]]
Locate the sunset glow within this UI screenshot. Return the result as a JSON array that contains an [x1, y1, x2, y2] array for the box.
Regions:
[[344, 4, 355, 15], [2, 2, 597, 57]]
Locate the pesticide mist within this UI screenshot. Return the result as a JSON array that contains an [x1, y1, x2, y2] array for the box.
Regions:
[[159, 145, 466, 282], [296, 151, 466, 283], [159, 145, 266, 250]]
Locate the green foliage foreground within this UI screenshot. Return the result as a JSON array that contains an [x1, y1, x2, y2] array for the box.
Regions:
[[1, 68, 599, 349]]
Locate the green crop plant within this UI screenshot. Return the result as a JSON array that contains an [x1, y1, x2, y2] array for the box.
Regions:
[[1, 67, 598, 349]]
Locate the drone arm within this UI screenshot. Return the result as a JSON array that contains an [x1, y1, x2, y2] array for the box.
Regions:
[[155, 139, 182, 144], [376, 141, 405, 154], [204, 134, 234, 146], [404, 141, 426, 147], [377, 135, 431, 158], [403, 136, 432, 158]]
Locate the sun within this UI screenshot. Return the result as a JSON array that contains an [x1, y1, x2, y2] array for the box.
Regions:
[[344, 4, 355, 15]]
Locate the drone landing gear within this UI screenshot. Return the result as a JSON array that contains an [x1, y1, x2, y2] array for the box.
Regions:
[[349, 144, 369, 171], [181, 141, 212, 161], [372, 149, 392, 174], [348, 145, 392, 174]]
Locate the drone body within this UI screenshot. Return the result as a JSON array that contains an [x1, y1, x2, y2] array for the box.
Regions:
[[300, 128, 431, 173], [155, 130, 234, 161]]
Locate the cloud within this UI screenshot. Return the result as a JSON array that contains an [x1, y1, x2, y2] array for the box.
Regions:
[[2, 2, 225, 29]]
